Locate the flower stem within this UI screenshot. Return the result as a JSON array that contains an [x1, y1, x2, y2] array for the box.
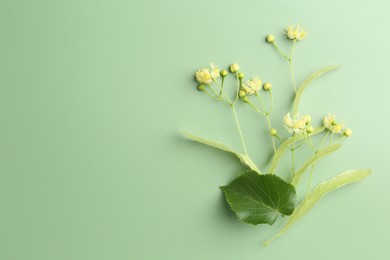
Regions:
[[212, 78, 248, 157], [305, 163, 316, 201], [335, 136, 346, 143], [207, 84, 221, 98], [201, 89, 219, 100], [219, 77, 225, 97], [289, 39, 297, 92], [265, 114, 277, 152], [272, 42, 290, 61], [254, 93, 276, 152], [291, 133, 296, 176], [232, 106, 248, 156], [234, 73, 240, 104], [318, 131, 330, 151]]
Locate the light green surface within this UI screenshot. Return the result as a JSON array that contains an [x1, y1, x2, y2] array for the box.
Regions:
[[0, 0, 389, 259]]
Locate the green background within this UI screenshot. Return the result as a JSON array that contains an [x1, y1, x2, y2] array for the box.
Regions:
[[0, 0, 389, 259]]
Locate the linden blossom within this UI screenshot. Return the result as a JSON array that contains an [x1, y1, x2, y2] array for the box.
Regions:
[[283, 113, 310, 134], [323, 114, 345, 134], [241, 77, 262, 95], [195, 63, 221, 85], [285, 25, 307, 40]]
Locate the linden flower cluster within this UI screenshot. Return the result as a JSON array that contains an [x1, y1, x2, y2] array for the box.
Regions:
[[283, 113, 311, 134], [323, 114, 352, 137], [285, 25, 307, 41], [195, 63, 221, 85], [241, 77, 262, 95]]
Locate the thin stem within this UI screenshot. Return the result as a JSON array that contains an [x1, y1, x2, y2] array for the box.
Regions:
[[218, 77, 225, 97], [207, 84, 220, 98], [255, 93, 267, 112], [234, 73, 240, 104], [201, 89, 219, 100], [271, 42, 290, 61], [254, 93, 276, 152], [291, 133, 296, 176], [304, 132, 316, 152], [268, 90, 274, 113], [336, 136, 346, 143], [232, 106, 248, 156], [212, 79, 232, 104], [265, 114, 276, 152], [305, 163, 316, 201], [318, 130, 330, 151], [245, 99, 266, 116], [289, 39, 297, 92]]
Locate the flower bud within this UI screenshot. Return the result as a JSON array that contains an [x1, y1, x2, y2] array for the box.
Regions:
[[304, 115, 312, 124], [270, 128, 278, 136], [242, 97, 249, 103], [238, 72, 245, 79], [239, 89, 247, 98], [197, 84, 205, 91], [220, 69, 228, 77], [343, 128, 352, 137], [230, 63, 240, 73], [266, 34, 275, 43], [263, 82, 272, 91], [331, 121, 338, 126], [306, 125, 314, 133]]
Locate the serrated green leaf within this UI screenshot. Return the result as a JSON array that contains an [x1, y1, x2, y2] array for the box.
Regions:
[[268, 127, 325, 174], [182, 131, 261, 173], [293, 65, 340, 114], [265, 169, 371, 246], [221, 171, 297, 225], [291, 143, 342, 186]]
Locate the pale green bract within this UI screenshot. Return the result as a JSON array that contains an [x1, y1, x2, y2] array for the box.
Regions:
[[292, 66, 340, 114], [264, 169, 372, 246], [182, 131, 261, 173], [291, 143, 342, 186], [268, 127, 325, 174]]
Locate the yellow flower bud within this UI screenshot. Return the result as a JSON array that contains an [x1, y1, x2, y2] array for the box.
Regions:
[[266, 34, 275, 43], [221, 70, 228, 77], [238, 89, 247, 98], [306, 125, 314, 133], [263, 82, 272, 91], [197, 84, 205, 91], [238, 72, 245, 79], [343, 128, 352, 137], [304, 115, 312, 124], [230, 63, 240, 73], [270, 128, 278, 136]]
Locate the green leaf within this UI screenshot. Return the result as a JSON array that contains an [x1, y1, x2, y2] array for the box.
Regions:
[[265, 169, 371, 246], [221, 171, 297, 225], [268, 127, 325, 174], [292, 65, 340, 114], [291, 143, 342, 186], [182, 131, 261, 173]]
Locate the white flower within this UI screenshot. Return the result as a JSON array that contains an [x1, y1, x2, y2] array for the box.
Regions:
[[195, 63, 220, 84], [209, 63, 221, 79], [323, 114, 344, 133], [195, 68, 212, 84], [285, 26, 307, 40], [343, 128, 352, 137], [241, 77, 262, 95], [283, 113, 309, 134], [230, 63, 240, 73]]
